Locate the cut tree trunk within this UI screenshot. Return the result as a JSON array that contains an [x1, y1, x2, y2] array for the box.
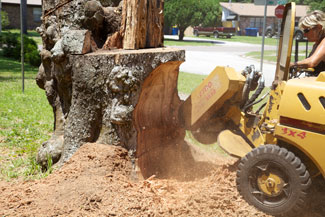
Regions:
[[37, 47, 187, 179], [121, 0, 164, 49], [133, 60, 186, 178], [36, 0, 190, 179]]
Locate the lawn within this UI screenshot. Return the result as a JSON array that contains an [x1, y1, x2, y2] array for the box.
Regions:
[[0, 56, 53, 180], [189, 35, 279, 46], [244, 48, 312, 63], [164, 38, 217, 46]]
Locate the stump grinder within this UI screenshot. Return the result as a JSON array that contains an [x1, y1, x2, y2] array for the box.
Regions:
[[179, 3, 325, 216]]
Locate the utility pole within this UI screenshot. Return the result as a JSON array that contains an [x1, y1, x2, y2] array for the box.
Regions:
[[21, 0, 27, 34], [0, 0, 2, 33], [20, 0, 25, 92]]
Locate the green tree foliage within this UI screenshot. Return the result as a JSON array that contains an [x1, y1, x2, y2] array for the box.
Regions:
[[165, 0, 221, 40], [298, 0, 325, 11], [0, 32, 41, 67], [1, 11, 10, 29]]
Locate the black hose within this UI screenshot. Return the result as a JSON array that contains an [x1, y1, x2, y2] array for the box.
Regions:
[[244, 91, 269, 112], [240, 66, 255, 108], [243, 75, 265, 111], [256, 102, 267, 114]]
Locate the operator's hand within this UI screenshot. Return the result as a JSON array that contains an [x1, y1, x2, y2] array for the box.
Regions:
[[289, 62, 299, 69]]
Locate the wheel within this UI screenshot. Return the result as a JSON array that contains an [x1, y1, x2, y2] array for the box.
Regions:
[[213, 32, 219, 38], [265, 29, 273, 38], [226, 35, 231, 39], [236, 144, 311, 216], [194, 30, 199, 37], [295, 31, 303, 40]]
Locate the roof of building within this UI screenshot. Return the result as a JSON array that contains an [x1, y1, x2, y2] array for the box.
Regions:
[[220, 2, 309, 17], [2, 0, 41, 6]]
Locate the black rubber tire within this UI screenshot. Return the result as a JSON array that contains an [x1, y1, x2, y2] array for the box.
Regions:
[[213, 32, 219, 38], [295, 31, 303, 40], [194, 30, 199, 37], [236, 144, 311, 216]]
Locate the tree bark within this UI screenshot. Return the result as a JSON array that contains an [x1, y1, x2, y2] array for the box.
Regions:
[[36, 0, 190, 179], [179, 28, 185, 41]]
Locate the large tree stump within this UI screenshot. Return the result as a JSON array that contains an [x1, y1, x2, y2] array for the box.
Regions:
[[36, 0, 189, 179], [58, 49, 185, 166]]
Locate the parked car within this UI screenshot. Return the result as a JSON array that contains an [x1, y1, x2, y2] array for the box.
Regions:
[[193, 26, 236, 38], [265, 22, 304, 40]]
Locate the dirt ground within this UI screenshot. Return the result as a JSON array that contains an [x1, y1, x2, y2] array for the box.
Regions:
[[0, 143, 324, 217]]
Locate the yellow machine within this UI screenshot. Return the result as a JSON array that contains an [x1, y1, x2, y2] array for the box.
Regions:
[[180, 3, 325, 216]]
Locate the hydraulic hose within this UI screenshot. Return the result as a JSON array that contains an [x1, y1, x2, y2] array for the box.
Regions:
[[243, 75, 265, 112]]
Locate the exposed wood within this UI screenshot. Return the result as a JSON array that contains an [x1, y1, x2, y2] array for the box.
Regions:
[[102, 31, 123, 49], [121, 0, 164, 49], [133, 61, 185, 178]]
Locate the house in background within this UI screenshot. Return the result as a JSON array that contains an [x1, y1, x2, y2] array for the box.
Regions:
[[220, 2, 309, 36], [2, 0, 42, 30]]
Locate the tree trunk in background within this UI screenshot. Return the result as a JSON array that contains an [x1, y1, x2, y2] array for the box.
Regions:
[[36, 0, 188, 179], [179, 28, 185, 41]]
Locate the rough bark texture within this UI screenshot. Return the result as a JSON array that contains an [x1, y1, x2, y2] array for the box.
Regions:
[[36, 0, 186, 179], [59, 48, 185, 165]]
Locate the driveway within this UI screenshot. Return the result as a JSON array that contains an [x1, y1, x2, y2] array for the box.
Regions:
[[165, 35, 277, 86]]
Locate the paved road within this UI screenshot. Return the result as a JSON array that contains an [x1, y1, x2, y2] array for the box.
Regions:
[[165, 35, 277, 86]]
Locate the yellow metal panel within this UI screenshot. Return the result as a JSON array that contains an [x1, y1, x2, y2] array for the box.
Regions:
[[275, 125, 325, 177], [316, 72, 325, 82], [217, 130, 252, 158], [238, 115, 265, 148], [190, 66, 245, 125], [279, 77, 325, 125]]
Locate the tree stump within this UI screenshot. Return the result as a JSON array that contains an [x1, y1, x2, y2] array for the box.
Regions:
[[36, 0, 188, 178]]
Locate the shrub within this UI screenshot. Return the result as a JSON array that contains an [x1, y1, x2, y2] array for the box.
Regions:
[[1, 32, 41, 67], [1, 11, 10, 29]]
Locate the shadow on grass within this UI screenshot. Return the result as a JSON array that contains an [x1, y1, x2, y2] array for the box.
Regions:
[[0, 75, 36, 82], [0, 56, 38, 81]]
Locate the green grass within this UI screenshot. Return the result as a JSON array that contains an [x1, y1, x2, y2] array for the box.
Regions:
[[245, 49, 312, 63], [191, 35, 279, 46], [0, 56, 53, 181], [177, 71, 207, 94], [164, 38, 216, 46]]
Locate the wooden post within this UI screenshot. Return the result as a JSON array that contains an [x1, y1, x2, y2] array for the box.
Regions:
[[121, 0, 164, 49]]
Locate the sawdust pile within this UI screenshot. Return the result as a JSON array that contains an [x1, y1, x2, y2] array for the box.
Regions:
[[1, 143, 323, 217]]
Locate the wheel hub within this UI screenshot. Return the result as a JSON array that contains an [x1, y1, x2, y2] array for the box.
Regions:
[[257, 173, 284, 197]]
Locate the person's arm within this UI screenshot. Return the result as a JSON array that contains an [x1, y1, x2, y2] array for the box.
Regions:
[[293, 38, 325, 68]]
